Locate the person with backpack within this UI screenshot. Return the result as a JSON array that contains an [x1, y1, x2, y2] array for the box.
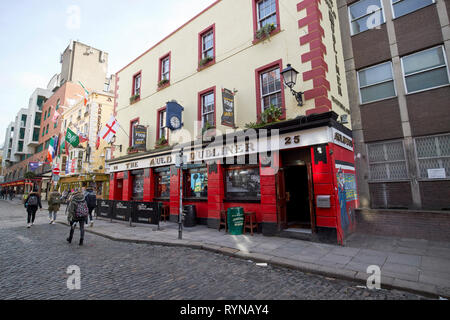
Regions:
[[48, 189, 62, 224], [84, 187, 97, 227], [66, 190, 89, 246], [24, 189, 42, 228]]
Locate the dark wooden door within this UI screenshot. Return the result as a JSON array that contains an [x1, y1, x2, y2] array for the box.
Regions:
[[307, 163, 316, 232], [276, 168, 287, 230]]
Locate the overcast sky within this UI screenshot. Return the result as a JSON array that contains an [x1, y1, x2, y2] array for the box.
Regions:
[[0, 0, 216, 146]]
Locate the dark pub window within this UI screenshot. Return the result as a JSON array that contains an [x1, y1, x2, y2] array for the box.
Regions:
[[132, 170, 144, 201], [225, 165, 261, 201], [155, 167, 171, 199], [184, 165, 208, 198]]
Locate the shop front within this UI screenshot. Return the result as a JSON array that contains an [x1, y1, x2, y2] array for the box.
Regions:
[[107, 112, 358, 244], [59, 174, 110, 199]]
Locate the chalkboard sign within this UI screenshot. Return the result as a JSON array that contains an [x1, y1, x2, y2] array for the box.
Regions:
[[132, 202, 161, 226], [133, 125, 147, 150], [112, 201, 132, 221], [97, 199, 113, 219], [221, 88, 235, 127]]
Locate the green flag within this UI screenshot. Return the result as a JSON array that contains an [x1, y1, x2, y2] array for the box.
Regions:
[[65, 128, 80, 147]]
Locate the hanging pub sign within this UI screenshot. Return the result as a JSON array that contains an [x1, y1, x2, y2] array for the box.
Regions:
[[166, 101, 184, 130], [133, 125, 147, 150], [221, 88, 235, 128]]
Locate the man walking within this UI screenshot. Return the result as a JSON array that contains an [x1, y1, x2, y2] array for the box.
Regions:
[[84, 187, 97, 227], [66, 189, 88, 246], [48, 189, 62, 224], [24, 189, 42, 228]]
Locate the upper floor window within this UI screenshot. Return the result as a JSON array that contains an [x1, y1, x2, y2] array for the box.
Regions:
[[391, 0, 434, 19], [367, 140, 409, 181], [56, 99, 60, 110], [201, 90, 215, 128], [349, 0, 385, 35], [257, 0, 277, 29], [159, 54, 171, 83], [157, 108, 168, 142], [202, 30, 214, 60], [130, 118, 139, 147], [132, 72, 141, 96], [260, 67, 282, 111], [358, 61, 396, 104], [415, 133, 450, 179], [401, 46, 449, 94]]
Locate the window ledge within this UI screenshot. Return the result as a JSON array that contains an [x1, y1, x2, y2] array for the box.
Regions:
[[350, 23, 386, 37], [404, 84, 450, 96], [157, 82, 170, 91], [359, 96, 398, 106], [252, 27, 281, 45], [197, 59, 216, 72], [130, 96, 141, 105]]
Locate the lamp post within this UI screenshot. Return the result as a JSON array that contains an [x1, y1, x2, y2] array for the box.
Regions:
[[281, 64, 304, 107]]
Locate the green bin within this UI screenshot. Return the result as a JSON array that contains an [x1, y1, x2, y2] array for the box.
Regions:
[[227, 207, 244, 235]]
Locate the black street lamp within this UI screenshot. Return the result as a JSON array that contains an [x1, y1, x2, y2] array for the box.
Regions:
[[281, 64, 304, 107]]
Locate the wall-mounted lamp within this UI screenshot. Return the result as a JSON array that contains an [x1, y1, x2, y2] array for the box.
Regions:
[[339, 114, 349, 125], [281, 64, 304, 107]]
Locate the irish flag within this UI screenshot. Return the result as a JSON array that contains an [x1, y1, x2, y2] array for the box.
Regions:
[[47, 136, 56, 162]]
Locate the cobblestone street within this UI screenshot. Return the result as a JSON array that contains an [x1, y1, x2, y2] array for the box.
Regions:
[[0, 200, 427, 300]]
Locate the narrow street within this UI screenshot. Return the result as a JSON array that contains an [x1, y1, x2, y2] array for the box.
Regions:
[[0, 200, 426, 300]]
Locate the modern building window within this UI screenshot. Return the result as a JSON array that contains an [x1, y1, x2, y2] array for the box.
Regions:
[[260, 67, 282, 111], [19, 128, 25, 140], [201, 90, 215, 128], [21, 114, 27, 126], [132, 72, 141, 96], [155, 167, 171, 198], [358, 62, 396, 103], [391, 0, 434, 18], [32, 128, 39, 142], [257, 0, 278, 29], [34, 112, 41, 126], [18, 141, 24, 152], [157, 108, 168, 142], [401, 46, 450, 94], [367, 140, 409, 181], [184, 165, 208, 198], [225, 165, 261, 200], [415, 134, 450, 179], [349, 0, 385, 35]]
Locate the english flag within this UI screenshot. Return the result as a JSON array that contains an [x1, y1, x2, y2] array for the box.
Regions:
[[99, 115, 119, 144]]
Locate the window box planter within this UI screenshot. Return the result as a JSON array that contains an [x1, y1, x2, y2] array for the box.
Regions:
[[157, 79, 170, 90], [198, 56, 215, 71], [127, 147, 140, 154], [130, 94, 140, 105], [155, 137, 169, 149], [253, 24, 279, 44]]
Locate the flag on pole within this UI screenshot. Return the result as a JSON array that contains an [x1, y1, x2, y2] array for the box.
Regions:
[[47, 136, 55, 163], [95, 135, 100, 150], [78, 81, 90, 106], [99, 115, 119, 144], [53, 135, 59, 158], [65, 128, 80, 147]]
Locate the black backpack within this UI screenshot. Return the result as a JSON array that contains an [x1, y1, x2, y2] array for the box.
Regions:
[[85, 194, 97, 208], [27, 195, 38, 206]]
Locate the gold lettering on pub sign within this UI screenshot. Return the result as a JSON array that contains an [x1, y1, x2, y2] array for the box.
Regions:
[[126, 162, 138, 169], [334, 132, 353, 148], [149, 155, 173, 167]]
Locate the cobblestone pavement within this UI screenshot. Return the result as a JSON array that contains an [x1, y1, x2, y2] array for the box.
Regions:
[[0, 200, 427, 300]]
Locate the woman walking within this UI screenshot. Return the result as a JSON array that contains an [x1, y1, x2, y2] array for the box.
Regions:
[[24, 189, 42, 228], [48, 189, 62, 224]]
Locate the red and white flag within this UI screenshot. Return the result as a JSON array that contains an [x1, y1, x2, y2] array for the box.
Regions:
[[99, 115, 119, 144], [52, 111, 61, 123]]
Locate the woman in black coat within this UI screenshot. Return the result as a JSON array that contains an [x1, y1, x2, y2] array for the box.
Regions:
[[24, 191, 42, 228]]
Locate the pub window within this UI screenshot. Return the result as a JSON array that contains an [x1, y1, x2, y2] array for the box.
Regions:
[[256, 0, 278, 29], [357, 61, 396, 104], [367, 140, 409, 181], [401, 46, 450, 94], [184, 165, 208, 198], [157, 109, 168, 141], [348, 0, 385, 35], [133, 72, 141, 96], [200, 28, 214, 60], [201, 91, 215, 128], [415, 133, 450, 179], [225, 165, 261, 200], [132, 170, 144, 201], [260, 67, 282, 112], [391, 0, 434, 19], [155, 167, 171, 198]]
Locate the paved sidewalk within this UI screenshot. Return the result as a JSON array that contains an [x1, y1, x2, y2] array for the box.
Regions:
[[18, 199, 449, 299]]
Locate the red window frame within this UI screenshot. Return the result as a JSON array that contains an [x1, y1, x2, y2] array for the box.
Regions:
[[254, 59, 286, 122], [158, 52, 171, 89], [132, 71, 142, 99], [251, 0, 281, 43], [197, 86, 216, 131], [156, 106, 169, 143], [198, 24, 216, 70], [129, 117, 139, 147]]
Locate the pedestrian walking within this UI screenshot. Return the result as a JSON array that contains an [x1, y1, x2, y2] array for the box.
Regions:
[[66, 190, 89, 246], [48, 189, 62, 224], [24, 189, 42, 228], [84, 187, 97, 227]]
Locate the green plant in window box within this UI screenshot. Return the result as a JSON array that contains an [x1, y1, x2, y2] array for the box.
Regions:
[[255, 23, 276, 41], [127, 146, 139, 154], [201, 121, 216, 135], [155, 137, 168, 149], [158, 79, 169, 88], [130, 94, 140, 104], [199, 56, 214, 67], [244, 104, 283, 129]]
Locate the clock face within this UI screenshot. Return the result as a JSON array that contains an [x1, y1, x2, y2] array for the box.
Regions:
[[170, 116, 181, 129]]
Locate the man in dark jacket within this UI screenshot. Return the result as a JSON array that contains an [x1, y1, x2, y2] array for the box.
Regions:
[[24, 190, 42, 228], [84, 188, 97, 227], [66, 190, 88, 246]]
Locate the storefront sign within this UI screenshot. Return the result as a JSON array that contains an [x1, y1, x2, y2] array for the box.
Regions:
[[133, 125, 147, 150], [132, 202, 160, 225], [97, 200, 112, 219], [427, 168, 446, 179], [113, 201, 131, 221], [332, 128, 353, 151], [221, 88, 235, 128]]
